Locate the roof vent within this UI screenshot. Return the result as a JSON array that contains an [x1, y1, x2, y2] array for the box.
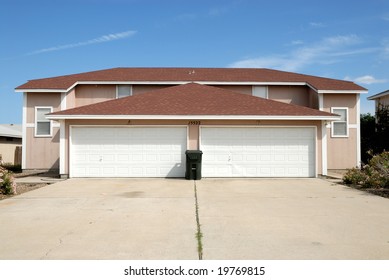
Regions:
[[188, 70, 195, 75]]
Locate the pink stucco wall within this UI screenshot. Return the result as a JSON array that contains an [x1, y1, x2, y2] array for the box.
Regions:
[[323, 94, 357, 124], [214, 85, 253, 95], [66, 88, 76, 109], [132, 85, 172, 95], [26, 127, 60, 169], [75, 85, 116, 107], [25, 92, 61, 170], [26, 92, 61, 123], [308, 88, 319, 109], [268, 86, 310, 107], [326, 128, 357, 169], [323, 94, 358, 169]]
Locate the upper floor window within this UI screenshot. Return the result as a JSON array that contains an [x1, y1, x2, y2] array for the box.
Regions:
[[35, 107, 52, 137], [252, 86, 268, 98], [117, 85, 132, 98], [331, 107, 348, 137]]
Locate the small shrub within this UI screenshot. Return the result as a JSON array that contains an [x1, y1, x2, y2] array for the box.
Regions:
[[364, 151, 389, 188], [0, 166, 17, 195], [343, 167, 367, 186], [343, 151, 389, 189]]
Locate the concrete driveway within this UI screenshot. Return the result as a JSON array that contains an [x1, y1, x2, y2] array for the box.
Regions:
[[0, 179, 197, 260], [0, 178, 389, 259]]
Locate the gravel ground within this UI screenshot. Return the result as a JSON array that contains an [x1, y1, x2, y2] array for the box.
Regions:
[[0, 183, 49, 200], [1, 169, 58, 200], [363, 188, 389, 199]]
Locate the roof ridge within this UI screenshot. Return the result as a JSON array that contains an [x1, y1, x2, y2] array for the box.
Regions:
[[16, 67, 367, 92]]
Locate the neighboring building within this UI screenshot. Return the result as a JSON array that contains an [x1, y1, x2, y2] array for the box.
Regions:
[[0, 124, 22, 165], [368, 89, 389, 110], [15, 67, 367, 178]]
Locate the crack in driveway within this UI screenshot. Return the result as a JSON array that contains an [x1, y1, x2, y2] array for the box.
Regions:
[[193, 180, 203, 260]]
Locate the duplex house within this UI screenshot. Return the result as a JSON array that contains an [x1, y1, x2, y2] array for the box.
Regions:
[[368, 89, 389, 109], [15, 67, 367, 178], [0, 124, 22, 165]]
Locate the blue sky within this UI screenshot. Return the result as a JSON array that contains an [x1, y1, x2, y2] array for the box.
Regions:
[[1, 0, 389, 124]]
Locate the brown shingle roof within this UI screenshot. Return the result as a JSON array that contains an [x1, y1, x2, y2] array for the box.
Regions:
[[16, 67, 366, 92], [49, 83, 336, 117]]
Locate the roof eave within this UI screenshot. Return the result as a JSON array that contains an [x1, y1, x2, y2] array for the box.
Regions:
[[317, 89, 368, 94], [47, 114, 340, 121], [0, 133, 22, 138], [367, 91, 389, 100], [15, 88, 67, 93]]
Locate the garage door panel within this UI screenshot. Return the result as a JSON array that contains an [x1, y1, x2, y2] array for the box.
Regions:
[[260, 154, 271, 161], [71, 127, 186, 178], [102, 167, 115, 176], [88, 154, 100, 162], [101, 154, 115, 162], [117, 167, 129, 175], [201, 127, 315, 178], [88, 167, 100, 177], [260, 167, 272, 176], [117, 154, 129, 161], [288, 154, 300, 161], [232, 154, 244, 161]]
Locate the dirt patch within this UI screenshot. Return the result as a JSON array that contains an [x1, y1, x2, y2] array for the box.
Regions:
[[364, 188, 389, 199], [344, 184, 389, 199], [13, 170, 58, 178], [0, 183, 50, 200]]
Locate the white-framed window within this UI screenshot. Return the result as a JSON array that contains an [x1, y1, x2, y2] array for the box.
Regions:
[[35, 107, 52, 137], [331, 107, 348, 137], [116, 85, 132, 98], [252, 86, 268, 98]]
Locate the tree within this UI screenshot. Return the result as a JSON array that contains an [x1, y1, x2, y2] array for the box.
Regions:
[[360, 113, 376, 163], [360, 103, 389, 163], [376, 103, 389, 152]]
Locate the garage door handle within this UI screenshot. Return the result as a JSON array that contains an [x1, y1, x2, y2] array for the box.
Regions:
[[228, 155, 231, 162], [99, 156, 103, 162]]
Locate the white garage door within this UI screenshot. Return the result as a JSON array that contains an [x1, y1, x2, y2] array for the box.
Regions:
[[201, 127, 315, 177], [70, 127, 187, 178]]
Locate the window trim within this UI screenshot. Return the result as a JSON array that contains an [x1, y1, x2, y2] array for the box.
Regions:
[[35, 106, 53, 137], [331, 107, 349, 138], [116, 85, 132, 99]]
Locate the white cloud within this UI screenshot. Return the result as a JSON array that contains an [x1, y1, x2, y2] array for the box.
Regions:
[[230, 57, 293, 70], [331, 47, 379, 57], [310, 22, 325, 28], [290, 40, 304, 45], [228, 35, 374, 71], [345, 75, 388, 85], [28, 30, 137, 55]]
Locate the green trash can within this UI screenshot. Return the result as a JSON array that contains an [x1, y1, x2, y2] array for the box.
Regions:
[[185, 150, 203, 180]]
